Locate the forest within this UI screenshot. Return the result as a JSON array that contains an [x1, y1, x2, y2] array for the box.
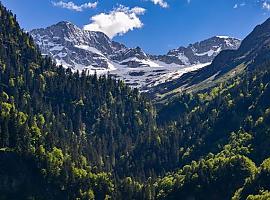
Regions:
[[0, 2, 270, 200]]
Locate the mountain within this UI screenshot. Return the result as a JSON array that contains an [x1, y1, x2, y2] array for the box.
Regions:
[[2, 2, 270, 200], [0, 5, 156, 199], [30, 22, 240, 90], [148, 18, 270, 101], [151, 36, 240, 65], [30, 21, 119, 70]]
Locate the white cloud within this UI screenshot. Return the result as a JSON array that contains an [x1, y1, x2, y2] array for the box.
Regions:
[[52, 1, 98, 12], [233, 2, 246, 9], [263, 1, 270, 10], [83, 5, 146, 38], [240, 2, 246, 7], [150, 0, 169, 8]]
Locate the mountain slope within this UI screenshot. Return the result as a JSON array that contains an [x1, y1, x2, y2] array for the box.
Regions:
[[30, 22, 240, 90], [2, 2, 270, 200], [148, 18, 270, 101], [150, 59, 270, 200], [31, 21, 117, 70], [151, 36, 240, 65], [0, 4, 156, 199]]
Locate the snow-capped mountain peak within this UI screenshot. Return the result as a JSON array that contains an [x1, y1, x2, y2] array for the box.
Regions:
[[30, 21, 241, 90], [151, 36, 241, 66]]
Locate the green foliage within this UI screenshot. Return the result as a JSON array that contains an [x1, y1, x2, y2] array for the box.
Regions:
[[17, 111, 28, 125], [231, 157, 270, 200], [46, 147, 65, 177], [223, 130, 253, 156], [0, 3, 156, 198], [246, 190, 270, 200], [155, 155, 256, 200], [0, 102, 12, 118], [1, 1, 270, 199]]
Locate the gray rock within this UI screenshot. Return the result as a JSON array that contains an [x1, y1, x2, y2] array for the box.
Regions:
[[150, 36, 241, 65], [30, 21, 241, 90]]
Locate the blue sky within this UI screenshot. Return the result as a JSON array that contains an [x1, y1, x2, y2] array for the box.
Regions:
[[2, 0, 270, 54]]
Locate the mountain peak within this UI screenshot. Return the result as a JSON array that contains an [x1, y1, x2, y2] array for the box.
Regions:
[[214, 35, 241, 41], [235, 17, 270, 56], [30, 21, 241, 90], [260, 17, 270, 27], [150, 17, 270, 98], [56, 21, 73, 26], [31, 20, 82, 38], [52, 20, 80, 31], [54, 21, 77, 29], [153, 36, 241, 66]]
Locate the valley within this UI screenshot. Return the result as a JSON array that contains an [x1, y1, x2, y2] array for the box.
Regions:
[[0, 1, 270, 200]]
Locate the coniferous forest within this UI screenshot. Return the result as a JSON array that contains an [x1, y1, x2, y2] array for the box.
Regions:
[[1, 2, 270, 200]]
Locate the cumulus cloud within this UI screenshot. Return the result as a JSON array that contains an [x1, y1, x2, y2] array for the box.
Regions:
[[150, 0, 169, 8], [263, 1, 270, 10], [83, 5, 146, 38], [52, 1, 98, 12]]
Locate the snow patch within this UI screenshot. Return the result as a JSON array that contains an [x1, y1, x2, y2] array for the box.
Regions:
[[195, 47, 221, 57], [74, 45, 105, 56], [50, 45, 64, 51], [216, 36, 230, 39]]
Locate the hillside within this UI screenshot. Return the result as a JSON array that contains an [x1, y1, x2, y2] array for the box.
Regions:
[[0, 3, 155, 199], [1, 2, 270, 200], [151, 59, 270, 199], [148, 18, 270, 102]]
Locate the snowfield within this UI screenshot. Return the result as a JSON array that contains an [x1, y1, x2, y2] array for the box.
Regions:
[[30, 21, 240, 91]]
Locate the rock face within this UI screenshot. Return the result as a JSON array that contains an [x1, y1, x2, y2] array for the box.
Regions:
[[30, 21, 241, 90], [147, 17, 270, 100], [30, 21, 118, 70], [151, 36, 241, 65]]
